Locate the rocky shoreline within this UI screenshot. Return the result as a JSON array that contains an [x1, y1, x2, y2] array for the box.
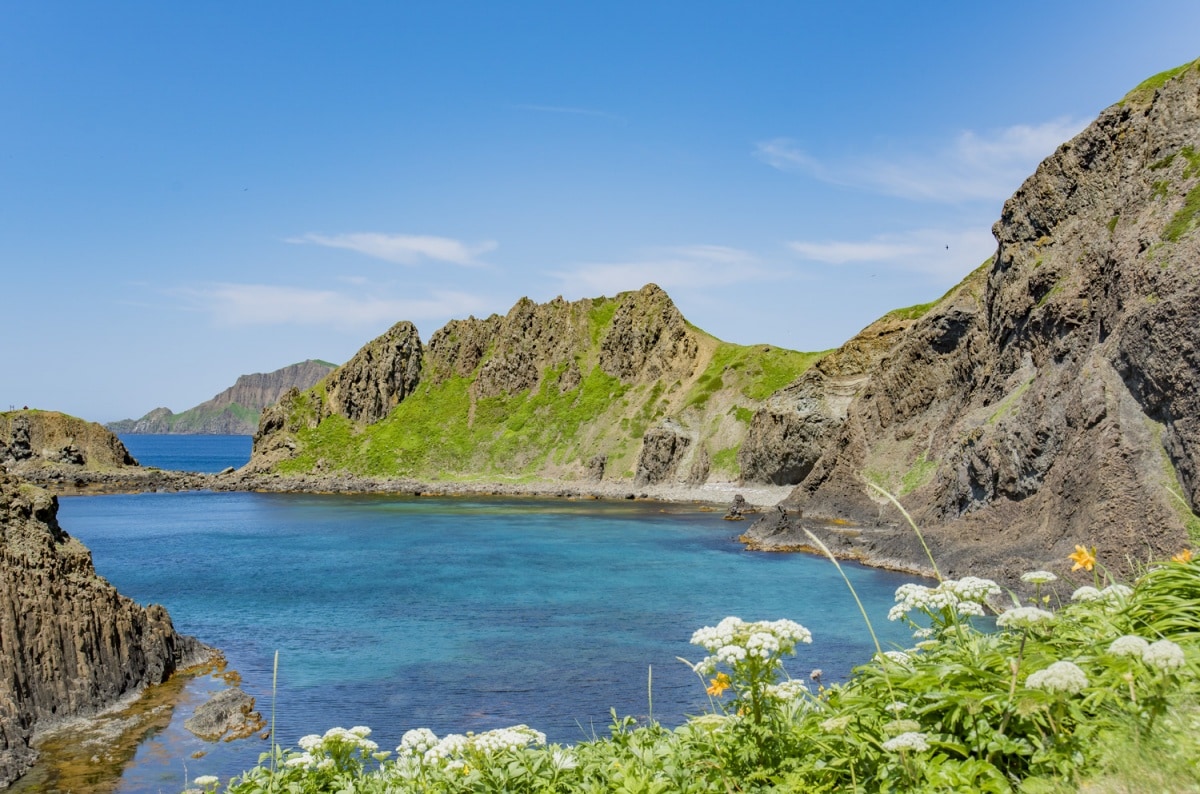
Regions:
[[13, 463, 796, 509]]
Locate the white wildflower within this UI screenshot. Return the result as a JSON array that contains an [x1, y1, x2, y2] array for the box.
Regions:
[[284, 753, 314, 768], [298, 734, 322, 751], [765, 679, 809, 701], [956, 601, 986, 618], [1101, 583, 1133, 600], [1143, 639, 1185, 670], [882, 650, 911, 665], [193, 777, 219, 788], [1026, 660, 1088, 694], [886, 701, 908, 713], [996, 606, 1056, 630], [551, 748, 578, 770], [398, 727, 439, 758], [1071, 586, 1103, 602], [882, 731, 930, 752], [1108, 635, 1150, 657], [349, 725, 372, 738], [1021, 571, 1058, 584]]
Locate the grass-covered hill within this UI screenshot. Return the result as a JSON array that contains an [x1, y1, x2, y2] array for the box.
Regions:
[[108, 359, 335, 436], [248, 284, 825, 485]]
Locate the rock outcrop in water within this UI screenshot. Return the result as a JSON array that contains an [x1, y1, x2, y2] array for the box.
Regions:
[[0, 473, 208, 786], [741, 59, 1200, 583], [107, 359, 335, 435], [250, 284, 820, 485]]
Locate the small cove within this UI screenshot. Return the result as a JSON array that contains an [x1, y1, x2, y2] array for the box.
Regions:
[[33, 438, 920, 792]]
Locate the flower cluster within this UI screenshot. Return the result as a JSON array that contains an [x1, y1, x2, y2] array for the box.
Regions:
[[1020, 570, 1058, 585], [882, 731, 930, 752], [764, 678, 809, 702], [1026, 660, 1088, 694], [888, 576, 1000, 624], [690, 617, 812, 675], [286, 726, 381, 769], [1070, 583, 1132, 605], [995, 606, 1056, 630], [1143, 639, 1186, 671], [396, 724, 546, 771]]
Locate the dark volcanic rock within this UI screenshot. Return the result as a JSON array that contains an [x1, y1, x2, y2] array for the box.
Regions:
[[325, 322, 424, 424], [743, 60, 1200, 585], [0, 473, 208, 786], [635, 420, 693, 485]]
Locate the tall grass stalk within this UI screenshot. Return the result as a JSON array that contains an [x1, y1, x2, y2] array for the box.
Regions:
[[866, 480, 943, 581], [269, 650, 279, 791]]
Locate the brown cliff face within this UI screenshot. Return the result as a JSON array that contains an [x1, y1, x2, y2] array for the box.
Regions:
[[0, 474, 207, 786], [0, 411, 137, 472], [324, 323, 423, 424], [743, 60, 1200, 584]]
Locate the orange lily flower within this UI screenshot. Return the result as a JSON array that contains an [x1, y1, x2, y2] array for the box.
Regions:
[[706, 672, 732, 697], [1068, 545, 1096, 572], [1173, 548, 1193, 564]]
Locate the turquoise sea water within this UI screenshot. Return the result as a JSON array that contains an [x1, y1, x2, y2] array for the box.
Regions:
[[51, 438, 921, 792], [117, 434, 252, 473]]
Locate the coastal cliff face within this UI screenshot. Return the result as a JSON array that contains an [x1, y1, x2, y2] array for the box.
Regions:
[[108, 359, 335, 435], [0, 473, 207, 786], [742, 60, 1200, 582], [0, 411, 137, 472], [251, 284, 821, 484]]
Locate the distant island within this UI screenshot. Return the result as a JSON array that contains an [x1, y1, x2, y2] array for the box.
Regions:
[[107, 359, 335, 435]]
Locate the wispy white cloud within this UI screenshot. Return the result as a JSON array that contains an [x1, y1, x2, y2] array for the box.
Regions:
[[756, 117, 1088, 203], [178, 283, 491, 330], [288, 232, 497, 266], [547, 245, 770, 297], [789, 227, 997, 278]]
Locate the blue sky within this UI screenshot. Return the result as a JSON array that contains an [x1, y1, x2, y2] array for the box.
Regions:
[[3, 2, 1199, 423]]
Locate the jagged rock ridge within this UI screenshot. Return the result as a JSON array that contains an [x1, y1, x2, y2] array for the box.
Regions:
[[108, 359, 336, 435], [251, 284, 820, 485], [0, 473, 208, 786], [741, 59, 1200, 584]]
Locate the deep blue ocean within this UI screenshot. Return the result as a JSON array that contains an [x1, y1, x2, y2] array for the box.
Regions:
[[118, 433, 253, 473], [51, 436, 918, 792]]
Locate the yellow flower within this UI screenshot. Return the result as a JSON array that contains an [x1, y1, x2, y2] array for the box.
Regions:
[[706, 672, 731, 697], [1173, 549, 1193, 564], [1069, 545, 1096, 572]]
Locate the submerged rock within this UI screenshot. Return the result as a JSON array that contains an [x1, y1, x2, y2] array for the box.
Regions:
[[184, 687, 265, 742]]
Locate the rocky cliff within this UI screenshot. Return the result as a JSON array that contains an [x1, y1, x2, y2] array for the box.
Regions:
[[108, 359, 335, 435], [0, 410, 138, 473], [251, 285, 823, 485], [742, 59, 1200, 584], [0, 473, 208, 786]]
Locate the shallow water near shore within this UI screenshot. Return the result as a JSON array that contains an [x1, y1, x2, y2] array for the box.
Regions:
[[47, 487, 920, 793]]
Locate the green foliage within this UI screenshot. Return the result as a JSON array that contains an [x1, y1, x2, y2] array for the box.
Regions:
[[685, 343, 823, 407], [886, 301, 936, 321], [1121, 58, 1200, 107], [898, 453, 936, 496], [1163, 183, 1200, 242], [987, 377, 1034, 425], [711, 446, 740, 475], [1105, 215, 1119, 235]]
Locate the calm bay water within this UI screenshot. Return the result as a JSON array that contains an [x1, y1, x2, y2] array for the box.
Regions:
[[46, 437, 920, 792], [117, 434, 252, 473]]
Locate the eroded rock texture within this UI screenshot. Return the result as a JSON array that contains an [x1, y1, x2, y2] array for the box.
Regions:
[[743, 62, 1200, 583], [0, 474, 207, 786]]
